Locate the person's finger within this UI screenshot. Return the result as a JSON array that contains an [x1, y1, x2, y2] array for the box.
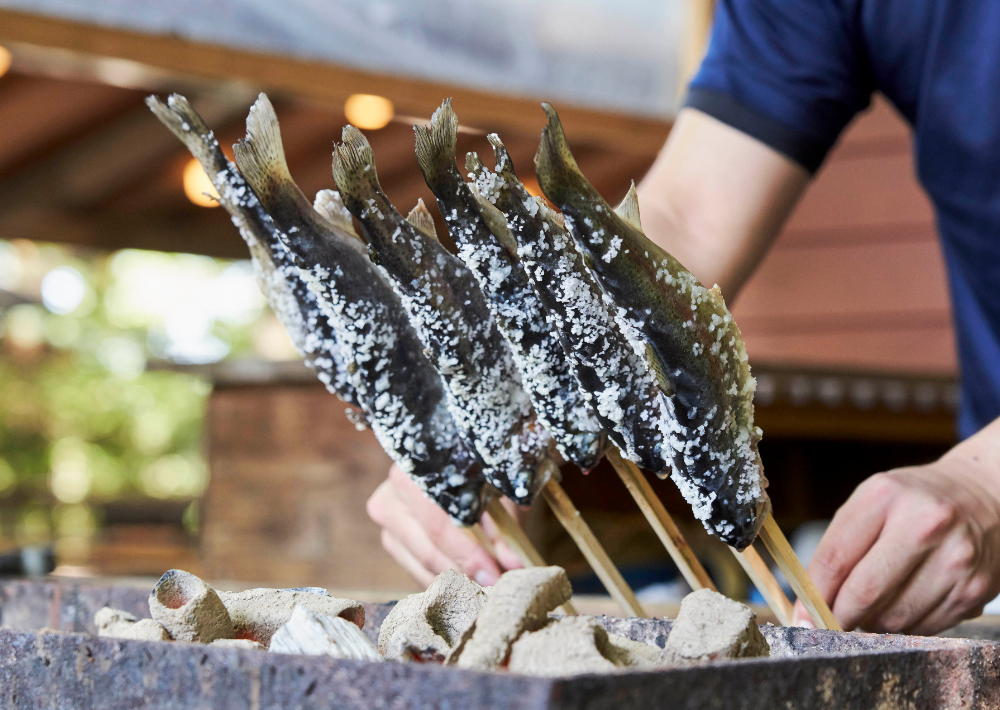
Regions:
[[388, 465, 503, 585], [830, 509, 939, 630], [884, 532, 993, 635], [479, 509, 525, 571], [791, 600, 814, 628], [910, 592, 985, 638], [803, 474, 898, 619], [369, 476, 460, 577], [381, 530, 435, 587]]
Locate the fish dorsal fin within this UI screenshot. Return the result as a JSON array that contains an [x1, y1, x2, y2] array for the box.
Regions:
[[313, 189, 361, 238], [614, 181, 642, 231], [406, 198, 439, 241]]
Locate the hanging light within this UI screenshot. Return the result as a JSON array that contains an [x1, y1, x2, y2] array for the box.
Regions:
[[0, 46, 11, 79], [183, 158, 220, 208], [344, 94, 395, 130]]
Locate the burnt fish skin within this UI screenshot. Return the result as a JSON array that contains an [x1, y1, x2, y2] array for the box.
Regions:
[[413, 100, 604, 471], [146, 94, 363, 417], [467, 135, 670, 476], [534, 103, 769, 550], [231, 94, 484, 524], [332, 124, 550, 505]]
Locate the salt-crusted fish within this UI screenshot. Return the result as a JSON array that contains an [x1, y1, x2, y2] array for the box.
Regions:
[[146, 93, 362, 417], [229, 94, 484, 524], [413, 100, 604, 471], [332, 125, 550, 505], [467, 135, 670, 475], [533, 104, 769, 549]]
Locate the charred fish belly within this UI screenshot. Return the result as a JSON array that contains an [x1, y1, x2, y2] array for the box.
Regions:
[[146, 94, 362, 415], [332, 125, 549, 505], [468, 135, 670, 476], [534, 104, 769, 550], [229, 94, 484, 524], [414, 100, 604, 471]]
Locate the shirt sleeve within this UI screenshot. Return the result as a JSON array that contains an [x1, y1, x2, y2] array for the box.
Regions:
[[687, 0, 876, 172]]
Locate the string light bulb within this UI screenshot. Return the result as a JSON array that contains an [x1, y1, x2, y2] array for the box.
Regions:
[[0, 46, 12, 79], [183, 158, 220, 208], [344, 94, 395, 130]]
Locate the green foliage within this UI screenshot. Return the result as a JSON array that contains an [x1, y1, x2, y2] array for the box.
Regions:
[[0, 240, 275, 545]]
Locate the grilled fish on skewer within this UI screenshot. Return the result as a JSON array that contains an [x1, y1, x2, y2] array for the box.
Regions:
[[146, 94, 362, 416], [467, 137, 670, 475], [413, 100, 604, 471], [229, 94, 484, 524], [534, 104, 769, 550], [332, 126, 550, 505]]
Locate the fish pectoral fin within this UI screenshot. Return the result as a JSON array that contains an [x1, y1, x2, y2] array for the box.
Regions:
[[643, 341, 674, 397], [614, 181, 642, 232], [405, 198, 439, 241]]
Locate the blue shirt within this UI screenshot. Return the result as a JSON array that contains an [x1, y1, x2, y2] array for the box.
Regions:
[[688, 0, 1000, 439]]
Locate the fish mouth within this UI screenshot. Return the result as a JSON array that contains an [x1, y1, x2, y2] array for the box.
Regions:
[[719, 495, 770, 551]]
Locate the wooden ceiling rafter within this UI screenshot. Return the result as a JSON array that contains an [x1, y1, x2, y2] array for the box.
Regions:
[[0, 8, 671, 156]]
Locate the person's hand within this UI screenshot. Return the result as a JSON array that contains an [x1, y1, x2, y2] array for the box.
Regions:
[[367, 464, 524, 587], [792, 424, 1000, 634]]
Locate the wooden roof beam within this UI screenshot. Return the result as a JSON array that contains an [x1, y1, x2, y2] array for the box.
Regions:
[[0, 8, 670, 157]]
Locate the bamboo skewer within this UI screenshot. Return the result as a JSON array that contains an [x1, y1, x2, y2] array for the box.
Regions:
[[468, 522, 498, 559], [732, 544, 794, 626], [484, 496, 547, 568], [758, 514, 841, 630], [540, 478, 647, 618], [604, 446, 802, 628], [483, 495, 577, 615], [605, 448, 716, 592]]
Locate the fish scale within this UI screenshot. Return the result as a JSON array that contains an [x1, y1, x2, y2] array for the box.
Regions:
[[332, 123, 550, 505], [220, 93, 485, 524], [534, 103, 769, 550], [413, 100, 604, 472], [466, 135, 671, 476]]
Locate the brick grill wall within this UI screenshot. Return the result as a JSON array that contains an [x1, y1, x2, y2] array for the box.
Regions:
[[200, 383, 419, 593]]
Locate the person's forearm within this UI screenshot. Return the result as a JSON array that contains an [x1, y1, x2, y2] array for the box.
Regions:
[[636, 109, 809, 300], [941, 416, 1000, 498]]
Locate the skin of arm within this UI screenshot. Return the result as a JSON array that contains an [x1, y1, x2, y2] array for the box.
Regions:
[[369, 108, 1000, 635]]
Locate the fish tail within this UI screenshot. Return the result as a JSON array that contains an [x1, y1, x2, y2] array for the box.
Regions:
[[485, 133, 519, 182], [534, 103, 587, 206], [413, 98, 460, 191], [464, 150, 486, 177], [146, 94, 226, 176], [331, 125, 386, 208], [232, 93, 293, 204]]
